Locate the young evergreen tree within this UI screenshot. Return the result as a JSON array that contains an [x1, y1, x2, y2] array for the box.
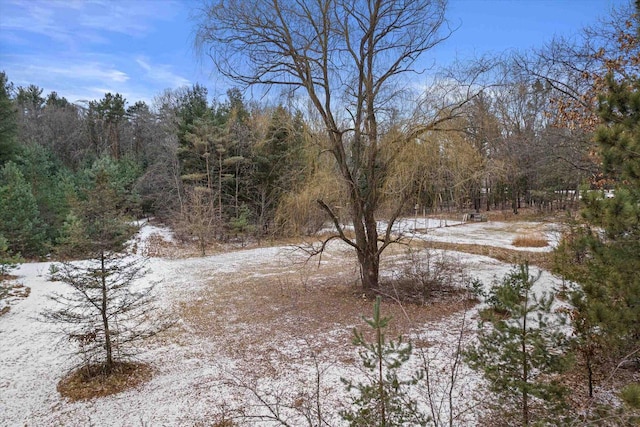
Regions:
[[0, 235, 21, 277], [44, 169, 166, 374], [464, 264, 569, 426], [341, 296, 428, 427]]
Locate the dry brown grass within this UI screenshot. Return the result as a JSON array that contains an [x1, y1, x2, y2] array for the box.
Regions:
[[482, 207, 560, 222], [175, 244, 473, 377], [169, 219, 555, 380], [57, 361, 152, 401], [512, 234, 549, 248], [172, 222, 556, 369]]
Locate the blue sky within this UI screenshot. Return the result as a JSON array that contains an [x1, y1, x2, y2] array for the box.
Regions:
[[0, 0, 629, 105]]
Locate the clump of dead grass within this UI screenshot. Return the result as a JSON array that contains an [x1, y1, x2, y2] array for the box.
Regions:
[[512, 234, 548, 248], [142, 233, 174, 257], [57, 361, 152, 401]]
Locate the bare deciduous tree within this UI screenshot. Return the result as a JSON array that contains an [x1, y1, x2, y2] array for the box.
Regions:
[[175, 185, 219, 255], [196, 0, 483, 290]]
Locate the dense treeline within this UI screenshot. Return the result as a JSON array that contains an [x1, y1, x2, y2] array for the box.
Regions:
[[0, 68, 593, 259], [0, 77, 313, 258], [0, 3, 632, 262]]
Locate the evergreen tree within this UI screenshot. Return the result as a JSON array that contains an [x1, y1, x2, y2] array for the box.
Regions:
[[88, 156, 143, 217], [465, 264, 569, 426], [251, 106, 306, 234], [0, 161, 46, 256], [176, 84, 214, 178], [341, 296, 428, 427], [553, 8, 640, 401], [15, 144, 74, 247], [0, 234, 22, 277], [44, 168, 165, 374], [65, 168, 135, 256], [125, 100, 154, 160], [0, 72, 19, 165], [87, 93, 127, 159]]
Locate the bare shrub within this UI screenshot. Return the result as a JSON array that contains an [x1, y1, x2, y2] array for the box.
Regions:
[[227, 347, 337, 427], [387, 248, 475, 305], [173, 186, 219, 255], [417, 309, 483, 426]]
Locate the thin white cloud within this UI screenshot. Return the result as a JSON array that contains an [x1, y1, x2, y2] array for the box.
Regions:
[[1, 52, 192, 104], [0, 0, 182, 46], [11, 58, 130, 85], [1, 0, 194, 103], [136, 56, 191, 88]]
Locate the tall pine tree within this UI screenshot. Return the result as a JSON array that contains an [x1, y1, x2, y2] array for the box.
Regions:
[[553, 4, 640, 404], [0, 161, 46, 256], [0, 72, 19, 165], [579, 33, 640, 362]]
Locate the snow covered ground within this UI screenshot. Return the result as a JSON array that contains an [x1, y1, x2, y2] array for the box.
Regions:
[[417, 220, 563, 252], [0, 219, 566, 426], [323, 216, 562, 253]]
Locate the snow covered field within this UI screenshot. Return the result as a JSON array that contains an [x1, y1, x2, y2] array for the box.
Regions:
[[0, 219, 565, 426]]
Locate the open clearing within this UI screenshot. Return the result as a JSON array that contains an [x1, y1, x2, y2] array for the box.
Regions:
[[0, 218, 565, 426]]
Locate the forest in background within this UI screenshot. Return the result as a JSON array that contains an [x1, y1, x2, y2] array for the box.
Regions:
[[0, 23, 610, 260], [2, 4, 635, 261]]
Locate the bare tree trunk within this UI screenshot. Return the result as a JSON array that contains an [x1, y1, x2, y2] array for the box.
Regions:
[[173, 157, 184, 214], [218, 151, 223, 221], [100, 250, 113, 371], [521, 290, 529, 427], [235, 162, 240, 218], [358, 243, 380, 291]]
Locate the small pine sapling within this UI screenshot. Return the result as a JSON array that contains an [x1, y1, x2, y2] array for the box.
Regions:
[[341, 296, 429, 427], [42, 169, 171, 377], [0, 234, 21, 278], [465, 263, 570, 426]]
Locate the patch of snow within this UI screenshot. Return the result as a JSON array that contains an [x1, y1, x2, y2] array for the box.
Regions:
[[318, 217, 464, 236]]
